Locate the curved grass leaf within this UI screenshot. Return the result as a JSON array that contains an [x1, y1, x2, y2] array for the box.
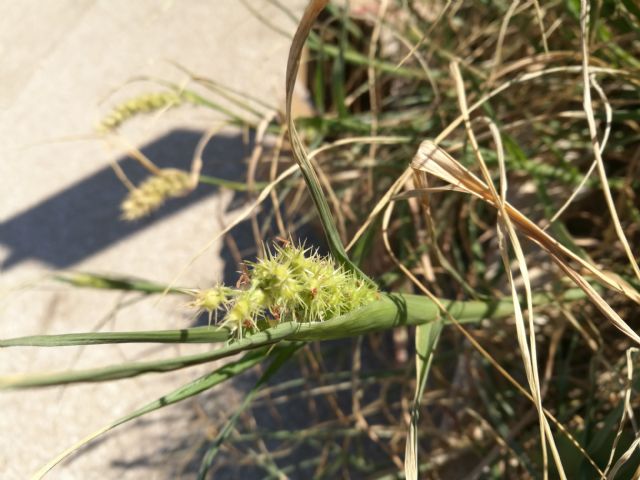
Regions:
[[198, 343, 301, 478], [285, 0, 372, 284], [33, 347, 271, 479]]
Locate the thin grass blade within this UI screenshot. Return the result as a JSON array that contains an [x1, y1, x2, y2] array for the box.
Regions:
[[284, 0, 372, 283], [198, 343, 301, 478], [0, 323, 297, 389], [405, 320, 443, 480], [0, 290, 587, 389], [0, 326, 230, 348], [33, 347, 270, 479], [55, 272, 183, 294]]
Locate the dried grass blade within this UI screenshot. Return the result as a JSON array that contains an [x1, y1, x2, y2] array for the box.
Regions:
[[381, 199, 602, 477], [579, 0, 640, 282], [350, 65, 628, 254], [603, 348, 638, 477], [547, 74, 612, 226], [411, 142, 640, 326], [451, 61, 559, 479]]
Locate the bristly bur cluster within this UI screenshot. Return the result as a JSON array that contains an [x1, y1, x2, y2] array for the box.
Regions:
[[188, 243, 378, 338], [120, 168, 192, 221]]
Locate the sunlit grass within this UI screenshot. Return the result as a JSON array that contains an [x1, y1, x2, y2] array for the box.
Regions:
[[2, 0, 640, 478]]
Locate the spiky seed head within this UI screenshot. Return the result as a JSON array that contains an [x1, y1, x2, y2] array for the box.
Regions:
[[223, 289, 265, 333], [209, 242, 378, 339], [189, 285, 235, 312]]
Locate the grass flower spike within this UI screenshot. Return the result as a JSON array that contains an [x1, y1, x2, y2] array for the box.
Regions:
[[120, 168, 192, 221], [97, 91, 183, 133]]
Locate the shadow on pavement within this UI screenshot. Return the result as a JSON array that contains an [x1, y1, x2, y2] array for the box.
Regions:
[[0, 129, 252, 272]]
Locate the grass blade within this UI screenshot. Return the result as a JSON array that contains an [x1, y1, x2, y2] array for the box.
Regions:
[[0, 290, 587, 389], [198, 343, 301, 478], [33, 347, 270, 479], [0, 326, 230, 348], [285, 0, 372, 283], [0, 323, 297, 388], [405, 320, 443, 480], [55, 272, 183, 294]]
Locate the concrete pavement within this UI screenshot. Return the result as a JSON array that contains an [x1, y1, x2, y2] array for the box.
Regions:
[[0, 1, 305, 478]]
